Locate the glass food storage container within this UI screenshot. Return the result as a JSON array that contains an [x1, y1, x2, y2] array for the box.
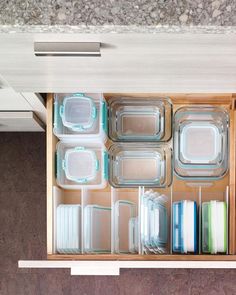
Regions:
[[174, 106, 229, 180], [109, 143, 172, 188], [108, 96, 172, 142]]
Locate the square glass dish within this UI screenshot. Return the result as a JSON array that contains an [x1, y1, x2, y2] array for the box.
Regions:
[[56, 142, 108, 189], [109, 143, 172, 188], [108, 97, 172, 142], [174, 106, 229, 180]]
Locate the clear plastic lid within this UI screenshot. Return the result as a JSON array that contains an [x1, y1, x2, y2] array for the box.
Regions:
[[84, 205, 111, 253], [63, 147, 99, 183], [114, 200, 137, 253], [60, 94, 97, 131], [56, 204, 81, 254], [129, 217, 139, 253], [180, 122, 221, 164]]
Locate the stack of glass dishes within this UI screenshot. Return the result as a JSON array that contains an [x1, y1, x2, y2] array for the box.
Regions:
[[108, 97, 172, 142], [84, 205, 111, 253], [56, 204, 81, 254], [140, 190, 168, 254], [109, 143, 172, 188], [114, 200, 137, 253], [174, 106, 229, 180]]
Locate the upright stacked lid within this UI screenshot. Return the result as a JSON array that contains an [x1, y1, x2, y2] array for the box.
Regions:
[[109, 143, 172, 188]]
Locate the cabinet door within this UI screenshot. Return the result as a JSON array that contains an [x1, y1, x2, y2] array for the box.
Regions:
[[1, 33, 236, 92]]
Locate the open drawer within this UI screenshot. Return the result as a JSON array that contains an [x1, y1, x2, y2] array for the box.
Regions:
[[19, 93, 236, 275]]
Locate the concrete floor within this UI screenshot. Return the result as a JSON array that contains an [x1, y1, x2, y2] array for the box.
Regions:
[[1, 133, 236, 295]]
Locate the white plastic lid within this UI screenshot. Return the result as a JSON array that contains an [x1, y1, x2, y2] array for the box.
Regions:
[[63, 147, 99, 183], [60, 95, 97, 131], [180, 122, 221, 164]]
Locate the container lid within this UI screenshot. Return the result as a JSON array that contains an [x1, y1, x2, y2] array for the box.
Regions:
[[63, 147, 99, 183], [141, 191, 168, 253], [172, 200, 197, 253], [56, 204, 81, 254], [180, 122, 221, 164], [84, 205, 111, 253], [114, 200, 136, 253], [209, 200, 227, 254], [60, 94, 97, 131]]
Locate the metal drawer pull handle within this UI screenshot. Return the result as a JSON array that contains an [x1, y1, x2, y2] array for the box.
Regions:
[[34, 42, 101, 57]]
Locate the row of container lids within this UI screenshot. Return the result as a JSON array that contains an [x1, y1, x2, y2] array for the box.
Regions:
[[56, 197, 227, 255]]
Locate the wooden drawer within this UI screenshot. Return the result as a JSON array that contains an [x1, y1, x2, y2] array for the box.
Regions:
[[19, 93, 236, 275]]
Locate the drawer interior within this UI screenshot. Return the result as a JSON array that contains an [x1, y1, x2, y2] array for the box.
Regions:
[[46, 93, 236, 260]]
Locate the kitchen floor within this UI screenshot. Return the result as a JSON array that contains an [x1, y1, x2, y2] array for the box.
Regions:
[[0, 133, 236, 295]]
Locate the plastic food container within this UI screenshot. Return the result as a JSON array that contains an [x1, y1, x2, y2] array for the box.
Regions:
[[172, 200, 197, 254], [202, 201, 227, 254], [84, 205, 111, 253], [56, 204, 81, 254], [108, 97, 172, 142], [109, 143, 172, 188], [53, 93, 107, 142], [56, 142, 108, 189], [174, 106, 229, 180], [114, 200, 137, 253], [140, 190, 168, 254]]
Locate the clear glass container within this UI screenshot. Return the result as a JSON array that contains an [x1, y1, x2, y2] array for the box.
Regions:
[[108, 96, 172, 142], [109, 143, 172, 188], [174, 106, 229, 180]]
